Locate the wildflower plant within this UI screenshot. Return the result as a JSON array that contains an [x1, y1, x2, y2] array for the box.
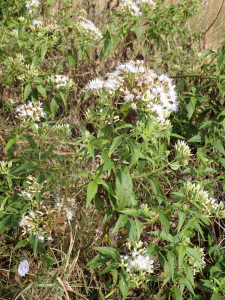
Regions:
[[1, 0, 225, 300]]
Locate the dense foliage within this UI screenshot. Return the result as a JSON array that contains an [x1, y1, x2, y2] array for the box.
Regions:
[[1, 0, 225, 299]]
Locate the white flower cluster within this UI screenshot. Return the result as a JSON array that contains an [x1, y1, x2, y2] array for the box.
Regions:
[[85, 60, 178, 130], [25, 0, 40, 14], [184, 182, 224, 215], [185, 247, 205, 276], [0, 161, 12, 174], [77, 17, 103, 40], [15, 101, 45, 122], [175, 140, 192, 166], [119, 0, 156, 16], [32, 19, 43, 26], [120, 241, 154, 287], [48, 75, 74, 89]]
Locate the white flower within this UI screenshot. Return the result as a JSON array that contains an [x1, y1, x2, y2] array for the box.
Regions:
[[15, 101, 45, 122], [77, 17, 103, 40], [32, 19, 43, 26], [104, 78, 118, 91], [86, 78, 104, 90], [131, 103, 137, 110]]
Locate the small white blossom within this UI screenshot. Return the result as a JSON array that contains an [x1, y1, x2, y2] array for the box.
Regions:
[[85, 78, 104, 91], [77, 17, 103, 40]]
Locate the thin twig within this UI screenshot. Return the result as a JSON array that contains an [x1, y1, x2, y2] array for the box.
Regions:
[[203, 0, 225, 35]]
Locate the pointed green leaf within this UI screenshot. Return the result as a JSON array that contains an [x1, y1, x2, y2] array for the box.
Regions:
[[109, 136, 123, 157], [86, 181, 98, 208], [94, 247, 120, 259], [112, 214, 129, 234], [24, 84, 31, 100], [37, 84, 47, 99], [119, 267, 129, 300]]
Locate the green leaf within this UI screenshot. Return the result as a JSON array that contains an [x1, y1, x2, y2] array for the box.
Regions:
[[134, 25, 142, 38], [170, 133, 185, 139], [13, 239, 27, 251], [0, 215, 11, 233], [94, 247, 120, 259], [167, 252, 175, 280], [25, 135, 36, 149], [186, 247, 203, 264], [68, 56, 76, 67], [50, 97, 59, 116], [187, 101, 194, 119], [214, 140, 225, 156], [101, 151, 114, 175], [86, 141, 94, 158], [101, 38, 112, 58], [179, 245, 186, 268], [159, 212, 170, 234], [32, 55, 39, 66], [149, 231, 174, 243], [87, 253, 111, 269], [100, 261, 120, 275], [5, 139, 16, 152], [135, 218, 142, 241], [177, 211, 186, 232], [59, 92, 66, 107], [183, 262, 195, 287], [108, 136, 123, 157], [86, 181, 98, 208], [11, 161, 38, 175], [116, 171, 132, 210], [24, 84, 31, 100], [41, 44, 47, 60], [188, 135, 204, 143], [78, 46, 84, 59], [125, 218, 136, 242], [179, 278, 195, 295], [112, 214, 129, 233], [119, 209, 138, 216], [97, 124, 113, 139], [145, 117, 154, 137], [119, 267, 129, 300], [170, 161, 181, 170], [37, 85, 47, 99]]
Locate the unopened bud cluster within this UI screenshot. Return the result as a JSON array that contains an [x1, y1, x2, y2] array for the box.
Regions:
[[120, 241, 154, 287], [175, 140, 192, 166], [0, 161, 12, 174], [7, 54, 25, 70], [183, 182, 225, 216], [20, 175, 46, 201], [31, 19, 59, 33], [15, 101, 45, 122], [17, 64, 39, 81]]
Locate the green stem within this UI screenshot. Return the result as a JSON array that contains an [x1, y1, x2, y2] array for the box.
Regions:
[[131, 160, 174, 179]]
